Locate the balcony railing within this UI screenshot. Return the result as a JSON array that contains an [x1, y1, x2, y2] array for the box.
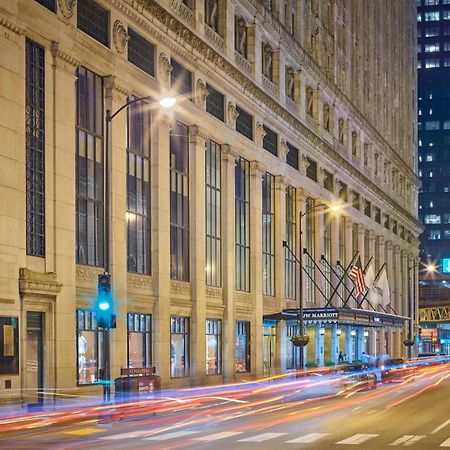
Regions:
[[234, 50, 252, 76], [169, 0, 194, 26], [262, 75, 278, 98], [285, 96, 298, 115], [204, 24, 225, 52]]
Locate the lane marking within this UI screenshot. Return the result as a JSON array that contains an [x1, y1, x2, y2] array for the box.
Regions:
[[336, 433, 379, 445], [286, 433, 329, 443], [433, 418, 450, 434], [100, 430, 157, 440], [196, 431, 243, 441], [389, 435, 425, 446], [440, 437, 450, 447], [64, 427, 105, 436], [144, 431, 200, 441], [238, 432, 287, 442]]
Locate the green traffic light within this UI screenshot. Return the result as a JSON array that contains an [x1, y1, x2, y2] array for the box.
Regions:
[[99, 301, 110, 311]]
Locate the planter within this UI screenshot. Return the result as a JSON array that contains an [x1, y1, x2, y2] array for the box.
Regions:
[[403, 338, 415, 347], [291, 335, 310, 347]]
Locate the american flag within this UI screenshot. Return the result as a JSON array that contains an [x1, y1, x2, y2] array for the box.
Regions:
[[349, 257, 367, 298]]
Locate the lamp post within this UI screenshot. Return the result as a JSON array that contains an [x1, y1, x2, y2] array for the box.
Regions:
[[101, 95, 176, 399], [284, 202, 342, 370], [406, 262, 436, 359]]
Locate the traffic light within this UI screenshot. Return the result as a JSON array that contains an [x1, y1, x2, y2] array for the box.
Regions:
[[97, 273, 116, 329]]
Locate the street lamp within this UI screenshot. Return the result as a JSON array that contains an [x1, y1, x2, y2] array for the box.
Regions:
[[406, 262, 436, 359], [101, 94, 176, 400], [283, 201, 342, 370]]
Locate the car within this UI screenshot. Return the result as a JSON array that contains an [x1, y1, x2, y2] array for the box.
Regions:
[[335, 363, 377, 390], [380, 358, 410, 381]]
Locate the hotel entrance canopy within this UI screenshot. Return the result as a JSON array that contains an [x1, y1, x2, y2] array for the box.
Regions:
[[263, 307, 409, 328]]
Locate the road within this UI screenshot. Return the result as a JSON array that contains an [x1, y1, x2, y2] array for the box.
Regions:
[[1, 362, 450, 449]]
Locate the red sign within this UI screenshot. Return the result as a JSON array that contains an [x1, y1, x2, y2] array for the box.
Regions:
[[121, 367, 156, 376]]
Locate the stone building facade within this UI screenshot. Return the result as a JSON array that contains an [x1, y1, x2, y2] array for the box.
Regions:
[[0, 0, 419, 403]]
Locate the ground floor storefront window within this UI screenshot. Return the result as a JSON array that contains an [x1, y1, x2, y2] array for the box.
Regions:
[[127, 313, 152, 368], [206, 319, 222, 375], [171, 316, 189, 377], [235, 320, 250, 373], [286, 324, 298, 370], [77, 310, 103, 385]]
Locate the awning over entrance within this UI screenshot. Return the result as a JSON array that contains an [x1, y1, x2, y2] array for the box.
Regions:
[[263, 307, 409, 328]]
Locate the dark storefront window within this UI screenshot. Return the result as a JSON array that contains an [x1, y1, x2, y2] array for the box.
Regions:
[[262, 172, 275, 296], [235, 320, 250, 373], [285, 186, 297, 299], [171, 316, 190, 378], [206, 319, 222, 375], [127, 313, 151, 368]]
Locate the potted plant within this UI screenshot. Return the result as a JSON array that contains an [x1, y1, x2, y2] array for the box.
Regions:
[[291, 335, 310, 347]]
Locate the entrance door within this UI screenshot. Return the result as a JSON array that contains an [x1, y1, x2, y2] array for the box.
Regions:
[[26, 312, 44, 405], [263, 326, 276, 375]]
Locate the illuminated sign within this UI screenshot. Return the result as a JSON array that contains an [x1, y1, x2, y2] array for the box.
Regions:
[[442, 258, 450, 274]]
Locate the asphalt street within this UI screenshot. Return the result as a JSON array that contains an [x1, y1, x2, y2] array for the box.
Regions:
[[0, 363, 450, 449]]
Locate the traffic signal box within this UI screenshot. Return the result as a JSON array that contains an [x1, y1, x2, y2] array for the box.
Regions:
[[97, 273, 116, 329]]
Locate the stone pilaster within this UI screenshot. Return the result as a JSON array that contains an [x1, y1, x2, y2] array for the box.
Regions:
[[274, 176, 287, 311], [189, 125, 208, 384], [249, 160, 264, 377]]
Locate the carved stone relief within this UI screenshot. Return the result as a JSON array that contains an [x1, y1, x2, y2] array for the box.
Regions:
[[158, 52, 173, 86], [227, 101, 239, 127], [113, 20, 129, 54], [58, 0, 77, 19], [299, 153, 310, 176], [255, 122, 266, 145], [280, 139, 289, 161], [195, 79, 208, 107]]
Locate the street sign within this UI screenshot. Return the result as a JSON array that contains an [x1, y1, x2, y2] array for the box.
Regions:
[[121, 367, 156, 376]]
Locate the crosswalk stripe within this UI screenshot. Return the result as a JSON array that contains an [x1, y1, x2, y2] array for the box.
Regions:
[[144, 431, 200, 441], [286, 433, 330, 443], [238, 432, 287, 442], [336, 434, 379, 445], [440, 437, 450, 447], [196, 431, 243, 441], [390, 435, 425, 446]]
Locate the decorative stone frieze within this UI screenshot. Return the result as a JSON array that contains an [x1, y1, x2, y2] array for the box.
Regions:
[[227, 101, 239, 127], [127, 274, 152, 290], [58, 0, 77, 19], [76, 266, 99, 283], [206, 287, 223, 299], [112, 20, 129, 53], [158, 52, 172, 86], [195, 79, 208, 108], [19, 268, 62, 298], [171, 280, 191, 297]]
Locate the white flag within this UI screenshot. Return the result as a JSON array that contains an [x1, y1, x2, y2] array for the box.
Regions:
[[374, 266, 390, 307], [364, 262, 377, 306]]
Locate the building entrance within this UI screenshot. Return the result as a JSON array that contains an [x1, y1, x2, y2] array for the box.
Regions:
[[26, 312, 44, 405]]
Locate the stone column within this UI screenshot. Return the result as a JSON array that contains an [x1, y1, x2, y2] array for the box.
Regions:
[[250, 161, 264, 377], [345, 325, 353, 361], [274, 176, 287, 312], [221, 145, 237, 382], [151, 114, 172, 384], [357, 224, 365, 267], [315, 212, 325, 307], [393, 245, 401, 315], [344, 217, 354, 307], [330, 323, 338, 363], [104, 76, 130, 380], [330, 212, 340, 307], [189, 126, 208, 384]]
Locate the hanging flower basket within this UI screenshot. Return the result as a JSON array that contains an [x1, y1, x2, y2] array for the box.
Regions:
[[291, 335, 310, 347], [403, 338, 415, 347]]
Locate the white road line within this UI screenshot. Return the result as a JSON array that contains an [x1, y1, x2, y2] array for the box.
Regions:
[[336, 433, 379, 445], [440, 437, 450, 447], [433, 418, 450, 434], [99, 430, 153, 440], [144, 430, 200, 441], [238, 432, 287, 442], [286, 433, 330, 443], [389, 435, 425, 446], [196, 431, 243, 441]]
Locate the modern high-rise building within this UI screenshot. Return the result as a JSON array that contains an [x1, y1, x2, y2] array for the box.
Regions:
[[0, 0, 419, 404], [417, 0, 450, 355]]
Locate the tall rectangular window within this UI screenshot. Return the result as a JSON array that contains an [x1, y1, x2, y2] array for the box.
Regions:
[[286, 324, 297, 369], [170, 122, 190, 281], [77, 310, 103, 384], [77, 0, 109, 47], [262, 173, 275, 296], [206, 84, 225, 122], [323, 213, 332, 300], [206, 319, 222, 375], [127, 313, 151, 368], [170, 316, 189, 377], [76, 67, 104, 266], [34, 0, 56, 12], [127, 98, 151, 274], [171, 59, 192, 96], [235, 320, 250, 373], [236, 106, 253, 140], [128, 28, 155, 77], [285, 187, 297, 300], [205, 141, 222, 286], [305, 197, 315, 303], [26, 40, 46, 257], [235, 157, 250, 291], [286, 143, 298, 170], [263, 125, 278, 156]]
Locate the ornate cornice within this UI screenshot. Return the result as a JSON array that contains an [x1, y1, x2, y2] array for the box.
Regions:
[[51, 41, 81, 67], [0, 16, 25, 35], [19, 268, 62, 297]]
